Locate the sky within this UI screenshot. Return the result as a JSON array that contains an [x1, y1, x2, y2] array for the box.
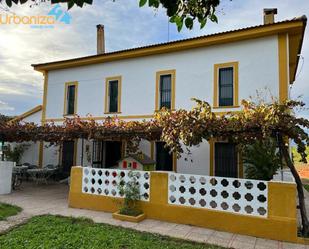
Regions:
[[0, 0, 308, 119]]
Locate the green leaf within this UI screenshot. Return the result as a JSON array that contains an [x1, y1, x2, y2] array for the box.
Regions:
[[169, 16, 177, 23], [5, 0, 12, 7], [184, 17, 193, 29], [68, 0, 74, 9], [210, 13, 218, 23], [200, 19, 207, 29], [176, 20, 183, 32], [139, 0, 147, 7]]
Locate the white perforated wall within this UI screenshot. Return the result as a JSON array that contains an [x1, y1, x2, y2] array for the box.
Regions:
[[82, 167, 150, 201], [168, 172, 268, 217]]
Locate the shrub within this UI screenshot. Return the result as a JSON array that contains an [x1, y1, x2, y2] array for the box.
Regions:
[[243, 139, 281, 181]]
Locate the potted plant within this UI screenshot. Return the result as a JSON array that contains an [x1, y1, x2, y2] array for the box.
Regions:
[[112, 171, 146, 222]]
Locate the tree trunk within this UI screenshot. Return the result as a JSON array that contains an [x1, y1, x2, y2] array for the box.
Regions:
[[278, 134, 309, 236]]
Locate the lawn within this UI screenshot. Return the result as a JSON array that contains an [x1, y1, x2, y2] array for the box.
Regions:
[[0, 203, 22, 221], [0, 215, 224, 249]]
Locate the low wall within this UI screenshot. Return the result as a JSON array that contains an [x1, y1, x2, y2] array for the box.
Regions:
[[69, 166, 298, 243]]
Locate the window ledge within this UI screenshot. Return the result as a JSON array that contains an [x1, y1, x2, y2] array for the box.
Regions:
[[212, 106, 240, 109], [104, 112, 122, 115], [63, 114, 77, 117]]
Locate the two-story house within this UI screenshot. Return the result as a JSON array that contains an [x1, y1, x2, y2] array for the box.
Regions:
[[15, 9, 306, 178]]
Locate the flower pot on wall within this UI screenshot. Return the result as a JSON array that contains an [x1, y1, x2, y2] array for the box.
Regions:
[[0, 161, 14, 195]]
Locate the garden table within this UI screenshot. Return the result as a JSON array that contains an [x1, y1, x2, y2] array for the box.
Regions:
[[27, 168, 57, 185]]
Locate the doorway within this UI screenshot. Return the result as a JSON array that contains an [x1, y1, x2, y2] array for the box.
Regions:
[[62, 141, 75, 175], [155, 142, 173, 171], [92, 141, 122, 168], [214, 142, 238, 178]]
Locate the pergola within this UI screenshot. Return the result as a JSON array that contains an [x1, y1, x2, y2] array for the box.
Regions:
[[1, 98, 309, 235]]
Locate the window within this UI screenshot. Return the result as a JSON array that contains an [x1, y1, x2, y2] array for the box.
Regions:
[[105, 76, 122, 113], [155, 70, 176, 111], [213, 62, 239, 108], [64, 82, 78, 115], [219, 67, 233, 106]]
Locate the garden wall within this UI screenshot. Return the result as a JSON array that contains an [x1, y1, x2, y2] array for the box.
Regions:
[[69, 166, 298, 243]]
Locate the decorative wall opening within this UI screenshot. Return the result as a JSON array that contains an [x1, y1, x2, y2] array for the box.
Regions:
[[82, 167, 150, 201], [168, 172, 268, 217]]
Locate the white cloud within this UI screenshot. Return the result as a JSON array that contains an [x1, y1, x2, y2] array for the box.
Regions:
[[0, 100, 14, 111]]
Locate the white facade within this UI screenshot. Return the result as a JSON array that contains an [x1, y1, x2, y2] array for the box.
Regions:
[[45, 36, 279, 119], [40, 35, 284, 176]]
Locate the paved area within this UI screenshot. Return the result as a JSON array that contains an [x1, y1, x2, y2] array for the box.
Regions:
[[0, 182, 308, 249]]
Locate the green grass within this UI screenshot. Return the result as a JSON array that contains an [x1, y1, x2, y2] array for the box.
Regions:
[[0, 215, 224, 249], [0, 203, 22, 221]]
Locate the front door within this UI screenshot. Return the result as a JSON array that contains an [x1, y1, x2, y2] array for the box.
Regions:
[[156, 142, 173, 171], [105, 141, 122, 168], [62, 141, 75, 175], [215, 142, 238, 177]]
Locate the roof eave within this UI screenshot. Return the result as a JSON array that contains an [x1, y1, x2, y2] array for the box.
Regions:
[[32, 18, 306, 72]]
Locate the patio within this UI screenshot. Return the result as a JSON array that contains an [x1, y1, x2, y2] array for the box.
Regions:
[[0, 182, 307, 249]]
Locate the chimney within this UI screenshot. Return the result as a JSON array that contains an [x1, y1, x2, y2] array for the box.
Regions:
[[263, 8, 278, 24], [97, 24, 105, 54]]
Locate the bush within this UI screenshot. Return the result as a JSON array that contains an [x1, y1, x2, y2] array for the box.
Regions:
[[243, 139, 281, 181]]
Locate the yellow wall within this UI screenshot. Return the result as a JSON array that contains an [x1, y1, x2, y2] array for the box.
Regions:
[[69, 167, 298, 243]]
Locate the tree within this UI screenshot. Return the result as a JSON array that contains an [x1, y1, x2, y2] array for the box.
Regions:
[[0, 0, 221, 31], [242, 138, 281, 181]]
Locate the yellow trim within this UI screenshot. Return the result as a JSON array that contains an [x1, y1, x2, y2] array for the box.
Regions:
[[38, 141, 44, 168], [278, 34, 289, 103], [155, 70, 176, 111], [44, 114, 154, 122], [209, 139, 215, 176], [41, 72, 48, 124], [172, 152, 177, 172], [9, 105, 42, 123], [34, 19, 305, 76], [212, 105, 240, 109], [213, 62, 239, 108], [150, 141, 155, 160], [63, 81, 78, 116], [104, 76, 122, 113], [73, 139, 78, 166], [69, 167, 299, 243], [44, 111, 239, 123]]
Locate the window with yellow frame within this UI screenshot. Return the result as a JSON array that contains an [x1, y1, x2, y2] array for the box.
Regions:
[[155, 69, 176, 111], [104, 76, 122, 114], [63, 81, 78, 115], [213, 62, 239, 108]]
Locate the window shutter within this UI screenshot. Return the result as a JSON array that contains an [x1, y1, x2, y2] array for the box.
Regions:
[[160, 75, 172, 109], [219, 67, 234, 107], [109, 80, 118, 112], [67, 85, 76, 114]]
